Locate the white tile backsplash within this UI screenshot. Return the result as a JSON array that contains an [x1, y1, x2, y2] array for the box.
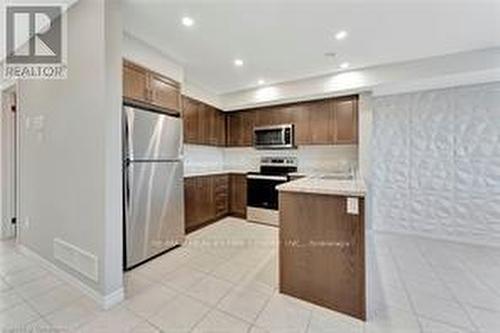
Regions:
[[184, 145, 358, 175], [371, 81, 500, 246], [183, 144, 225, 174]]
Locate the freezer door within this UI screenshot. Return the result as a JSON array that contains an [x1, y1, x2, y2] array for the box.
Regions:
[[124, 161, 185, 269], [124, 106, 182, 161]]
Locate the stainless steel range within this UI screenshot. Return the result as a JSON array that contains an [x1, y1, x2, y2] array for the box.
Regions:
[[247, 157, 297, 226]]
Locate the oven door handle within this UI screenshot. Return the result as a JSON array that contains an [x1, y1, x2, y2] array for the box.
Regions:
[[247, 174, 288, 181]]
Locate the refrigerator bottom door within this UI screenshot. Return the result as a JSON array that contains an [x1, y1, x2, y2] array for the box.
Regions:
[[125, 161, 185, 269]]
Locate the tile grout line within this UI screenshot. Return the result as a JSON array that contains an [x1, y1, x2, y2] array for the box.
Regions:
[[387, 238, 424, 333], [414, 239, 481, 333]]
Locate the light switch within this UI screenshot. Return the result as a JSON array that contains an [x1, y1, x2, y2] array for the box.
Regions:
[[347, 197, 359, 215]]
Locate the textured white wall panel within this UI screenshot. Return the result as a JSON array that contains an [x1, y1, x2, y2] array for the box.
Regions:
[[371, 82, 500, 246]]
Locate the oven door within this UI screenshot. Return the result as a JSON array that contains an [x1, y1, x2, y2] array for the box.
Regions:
[[247, 174, 287, 210]]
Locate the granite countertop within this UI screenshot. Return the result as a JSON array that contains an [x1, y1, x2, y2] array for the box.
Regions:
[[184, 169, 250, 178], [276, 175, 366, 197]]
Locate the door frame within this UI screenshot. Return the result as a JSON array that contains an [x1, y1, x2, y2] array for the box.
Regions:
[[1, 82, 19, 240]]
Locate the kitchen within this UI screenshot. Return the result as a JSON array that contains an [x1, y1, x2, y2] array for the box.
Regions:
[[1, 0, 499, 332], [117, 1, 499, 330], [123, 57, 366, 319]]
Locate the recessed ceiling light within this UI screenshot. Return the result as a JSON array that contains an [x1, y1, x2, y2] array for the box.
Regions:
[[258, 79, 265, 85], [182, 17, 194, 27], [234, 59, 244, 67], [335, 30, 348, 40], [339, 62, 350, 69]]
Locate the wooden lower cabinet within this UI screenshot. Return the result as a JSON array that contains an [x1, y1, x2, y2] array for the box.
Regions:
[[213, 175, 229, 218], [279, 192, 365, 320], [229, 174, 247, 218], [184, 173, 246, 233], [184, 176, 213, 233]]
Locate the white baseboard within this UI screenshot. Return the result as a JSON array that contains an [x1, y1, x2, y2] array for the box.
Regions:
[[19, 245, 124, 309]]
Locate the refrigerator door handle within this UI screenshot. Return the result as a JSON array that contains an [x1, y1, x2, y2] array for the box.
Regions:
[[123, 107, 134, 161], [124, 162, 132, 222]]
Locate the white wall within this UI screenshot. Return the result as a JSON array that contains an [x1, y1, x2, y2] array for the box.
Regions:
[[17, 0, 123, 303], [122, 33, 222, 110], [0, 87, 16, 239], [123, 32, 184, 83], [370, 82, 500, 246], [358, 92, 373, 181]]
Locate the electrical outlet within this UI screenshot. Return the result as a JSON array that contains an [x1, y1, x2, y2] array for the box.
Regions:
[[347, 197, 359, 215]]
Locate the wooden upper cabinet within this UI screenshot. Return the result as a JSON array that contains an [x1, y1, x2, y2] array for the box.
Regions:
[[309, 100, 333, 145], [227, 111, 255, 147], [149, 74, 181, 113], [226, 95, 358, 147], [182, 96, 199, 144], [182, 95, 226, 146], [332, 96, 358, 144], [292, 104, 310, 145], [123, 60, 181, 114], [215, 109, 226, 146], [123, 63, 148, 102], [293, 101, 331, 145]]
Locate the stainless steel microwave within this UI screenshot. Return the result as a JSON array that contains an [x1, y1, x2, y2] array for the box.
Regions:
[[254, 124, 295, 149]]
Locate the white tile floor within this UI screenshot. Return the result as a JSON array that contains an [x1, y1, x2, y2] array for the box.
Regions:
[[1, 217, 499, 332]]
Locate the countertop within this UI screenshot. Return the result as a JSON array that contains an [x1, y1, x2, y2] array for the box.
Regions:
[[184, 169, 250, 178], [276, 175, 366, 197]]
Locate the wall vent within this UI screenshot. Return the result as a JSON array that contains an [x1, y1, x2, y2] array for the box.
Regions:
[[53, 238, 98, 282]]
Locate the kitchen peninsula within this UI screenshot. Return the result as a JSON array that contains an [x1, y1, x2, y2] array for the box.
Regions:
[[277, 176, 367, 320]]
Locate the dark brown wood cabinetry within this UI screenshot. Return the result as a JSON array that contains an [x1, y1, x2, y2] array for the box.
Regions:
[[184, 173, 245, 233], [226, 95, 358, 147], [123, 62, 148, 102], [184, 176, 213, 233], [280, 192, 365, 320], [226, 111, 255, 146], [332, 96, 358, 144], [229, 174, 247, 218], [213, 175, 229, 219], [182, 96, 226, 146], [123, 60, 181, 114]]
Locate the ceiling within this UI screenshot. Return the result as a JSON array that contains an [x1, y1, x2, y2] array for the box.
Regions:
[[123, 0, 500, 95]]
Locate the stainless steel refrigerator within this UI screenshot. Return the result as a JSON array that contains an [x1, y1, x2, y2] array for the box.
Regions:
[[123, 106, 185, 270]]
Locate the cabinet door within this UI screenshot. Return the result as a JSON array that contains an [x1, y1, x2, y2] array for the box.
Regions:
[[214, 175, 229, 218], [184, 177, 198, 231], [230, 174, 247, 218], [215, 110, 226, 146], [182, 96, 200, 144], [198, 176, 215, 223], [332, 97, 358, 144], [197, 103, 210, 145], [241, 111, 255, 146], [150, 74, 181, 113], [207, 106, 219, 146], [227, 112, 244, 146], [293, 104, 311, 145], [123, 62, 148, 103], [308, 100, 332, 144]]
